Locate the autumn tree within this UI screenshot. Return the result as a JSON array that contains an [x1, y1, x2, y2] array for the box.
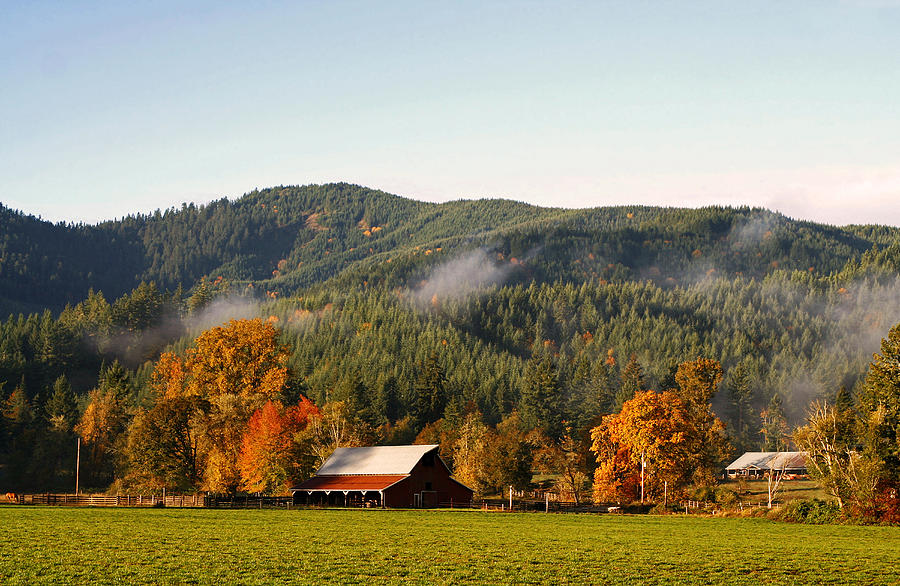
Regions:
[[304, 400, 375, 468], [128, 318, 293, 493], [484, 411, 534, 493], [448, 412, 492, 497], [125, 395, 205, 492], [186, 318, 289, 401], [672, 358, 729, 484], [794, 400, 881, 511], [534, 423, 590, 504], [237, 397, 320, 495], [591, 390, 699, 504], [76, 370, 130, 488], [675, 357, 722, 409]]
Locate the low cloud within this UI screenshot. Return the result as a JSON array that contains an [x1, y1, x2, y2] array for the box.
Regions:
[[95, 295, 263, 367], [185, 296, 260, 334], [409, 249, 516, 310]]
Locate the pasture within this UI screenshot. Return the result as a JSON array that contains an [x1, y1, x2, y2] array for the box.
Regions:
[[1, 507, 897, 584]]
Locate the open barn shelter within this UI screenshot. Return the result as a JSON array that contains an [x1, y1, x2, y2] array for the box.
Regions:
[[291, 444, 473, 508], [726, 451, 809, 479]]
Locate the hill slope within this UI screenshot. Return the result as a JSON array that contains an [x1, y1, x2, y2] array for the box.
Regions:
[[2, 183, 899, 315]]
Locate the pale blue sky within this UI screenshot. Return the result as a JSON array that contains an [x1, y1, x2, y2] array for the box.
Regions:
[[2, 1, 899, 225]]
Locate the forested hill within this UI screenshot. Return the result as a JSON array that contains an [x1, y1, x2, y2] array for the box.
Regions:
[[5, 183, 900, 493], [2, 183, 899, 316]]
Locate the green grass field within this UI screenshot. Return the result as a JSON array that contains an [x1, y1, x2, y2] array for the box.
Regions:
[[721, 478, 829, 504], [1, 507, 898, 584]]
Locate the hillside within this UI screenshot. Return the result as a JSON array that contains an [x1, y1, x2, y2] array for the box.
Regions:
[[3, 183, 899, 316], [4, 184, 900, 492]]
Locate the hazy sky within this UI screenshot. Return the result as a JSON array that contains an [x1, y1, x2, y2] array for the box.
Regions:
[[2, 1, 899, 226]]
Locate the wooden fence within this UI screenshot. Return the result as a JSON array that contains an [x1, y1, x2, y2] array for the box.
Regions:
[[14, 493, 206, 507], [440, 499, 612, 513], [205, 495, 294, 509], [9, 493, 619, 513]]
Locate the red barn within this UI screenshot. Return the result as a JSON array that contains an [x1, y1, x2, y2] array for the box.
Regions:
[[291, 444, 473, 508]]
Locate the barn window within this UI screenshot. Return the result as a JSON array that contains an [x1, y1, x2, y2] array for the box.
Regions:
[[425, 482, 433, 491]]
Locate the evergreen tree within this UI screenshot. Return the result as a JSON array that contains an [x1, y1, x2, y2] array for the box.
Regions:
[[374, 375, 400, 423], [860, 322, 900, 482], [45, 375, 78, 432], [615, 354, 644, 411], [761, 394, 789, 451], [520, 356, 563, 439], [411, 352, 446, 428], [726, 363, 755, 453]]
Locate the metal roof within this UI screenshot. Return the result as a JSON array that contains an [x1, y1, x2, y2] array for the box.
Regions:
[[726, 451, 808, 471], [295, 474, 407, 492], [315, 445, 440, 476]]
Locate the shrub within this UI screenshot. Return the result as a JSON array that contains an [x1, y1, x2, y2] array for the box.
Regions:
[[689, 485, 738, 506], [773, 499, 842, 524]]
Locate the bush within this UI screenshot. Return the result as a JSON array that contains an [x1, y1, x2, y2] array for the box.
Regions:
[[688, 485, 738, 506], [773, 499, 842, 524]]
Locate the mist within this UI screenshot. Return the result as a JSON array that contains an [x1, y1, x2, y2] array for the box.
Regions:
[[407, 249, 516, 310], [96, 295, 264, 367]]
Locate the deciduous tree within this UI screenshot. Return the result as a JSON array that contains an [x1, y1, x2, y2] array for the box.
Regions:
[[237, 397, 320, 495], [591, 390, 698, 503], [672, 358, 729, 485]]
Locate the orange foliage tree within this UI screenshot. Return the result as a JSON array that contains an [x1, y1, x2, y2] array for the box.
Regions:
[[591, 358, 731, 504], [130, 319, 297, 493], [237, 398, 320, 495], [186, 318, 289, 400], [590, 390, 697, 503]]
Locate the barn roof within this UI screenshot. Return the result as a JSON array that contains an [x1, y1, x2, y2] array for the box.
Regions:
[[296, 474, 407, 492], [726, 451, 808, 471], [315, 445, 440, 476]]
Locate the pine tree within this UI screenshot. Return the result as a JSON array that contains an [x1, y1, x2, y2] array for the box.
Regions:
[[614, 354, 644, 411], [45, 375, 77, 432], [761, 394, 788, 451], [411, 352, 446, 428], [520, 356, 563, 439], [861, 322, 900, 481], [727, 363, 754, 451]]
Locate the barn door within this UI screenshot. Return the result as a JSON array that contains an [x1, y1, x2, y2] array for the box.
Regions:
[[421, 491, 438, 508]]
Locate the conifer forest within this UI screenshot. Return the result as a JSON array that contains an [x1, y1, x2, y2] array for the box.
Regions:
[[2, 184, 899, 520]]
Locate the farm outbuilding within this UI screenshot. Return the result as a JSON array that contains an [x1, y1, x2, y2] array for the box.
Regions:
[[291, 444, 473, 508], [725, 451, 809, 479]]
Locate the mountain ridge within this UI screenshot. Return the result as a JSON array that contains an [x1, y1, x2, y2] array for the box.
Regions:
[[2, 183, 899, 316]]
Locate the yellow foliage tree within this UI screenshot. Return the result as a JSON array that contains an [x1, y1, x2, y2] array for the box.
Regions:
[[590, 390, 697, 503], [186, 318, 289, 400], [673, 358, 730, 484], [139, 318, 292, 493]]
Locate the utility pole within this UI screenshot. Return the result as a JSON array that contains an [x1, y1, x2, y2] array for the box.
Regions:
[[640, 451, 645, 504], [509, 486, 513, 511], [75, 437, 81, 496]]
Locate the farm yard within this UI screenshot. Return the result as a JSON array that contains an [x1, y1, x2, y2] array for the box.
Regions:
[[1, 507, 897, 584]]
